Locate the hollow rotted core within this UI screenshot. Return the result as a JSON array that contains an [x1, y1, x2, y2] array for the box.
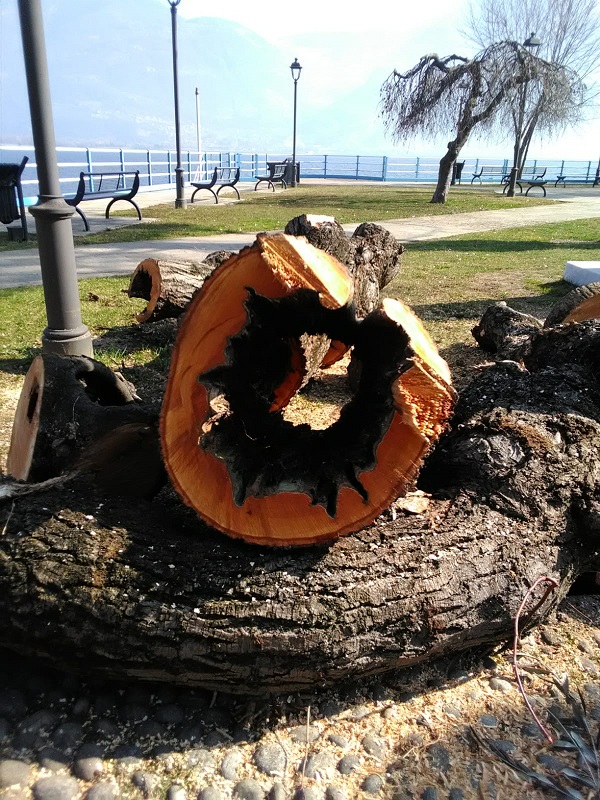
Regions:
[[199, 289, 412, 516]]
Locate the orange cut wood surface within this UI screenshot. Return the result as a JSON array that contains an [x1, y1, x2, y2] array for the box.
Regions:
[[160, 234, 454, 547]]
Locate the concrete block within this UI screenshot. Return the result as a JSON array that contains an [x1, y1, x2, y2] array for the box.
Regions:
[[564, 260, 600, 286]]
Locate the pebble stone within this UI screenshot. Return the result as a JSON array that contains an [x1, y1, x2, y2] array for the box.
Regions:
[[294, 788, 319, 800], [448, 790, 464, 800], [443, 705, 462, 719], [155, 704, 185, 726], [267, 782, 286, 800], [131, 770, 160, 794], [73, 757, 103, 781], [0, 690, 28, 720], [577, 638, 594, 654], [540, 628, 562, 646], [85, 783, 119, 800], [220, 749, 244, 780], [361, 773, 385, 794], [361, 734, 387, 760], [579, 657, 600, 675], [0, 760, 31, 789], [491, 739, 516, 754], [337, 755, 361, 775], [185, 749, 216, 770], [300, 752, 337, 781], [198, 788, 224, 800], [232, 778, 264, 800], [37, 748, 69, 772], [253, 743, 286, 776], [327, 734, 348, 748], [32, 775, 80, 800], [166, 784, 186, 800], [478, 714, 498, 728], [289, 725, 320, 743], [198, 786, 224, 800], [427, 743, 451, 774], [325, 787, 346, 800], [488, 677, 512, 693], [536, 753, 566, 771], [421, 788, 438, 800]]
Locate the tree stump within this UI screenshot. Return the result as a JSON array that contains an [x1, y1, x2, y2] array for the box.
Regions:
[[160, 233, 454, 547], [127, 258, 215, 323], [7, 355, 156, 482]]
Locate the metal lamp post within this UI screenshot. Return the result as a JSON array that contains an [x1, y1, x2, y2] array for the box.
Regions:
[[168, 0, 186, 208], [17, 0, 93, 357], [506, 32, 542, 197], [290, 58, 302, 188], [195, 86, 202, 179]]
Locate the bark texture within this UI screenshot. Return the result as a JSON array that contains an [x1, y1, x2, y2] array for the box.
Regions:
[[7, 355, 156, 482], [543, 281, 600, 328], [0, 351, 598, 693], [127, 258, 214, 323], [471, 301, 543, 360]]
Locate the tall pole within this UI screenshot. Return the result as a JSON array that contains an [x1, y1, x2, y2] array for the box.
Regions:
[[289, 58, 302, 189], [169, 0, 186, 209], [506, 33, 541, 198], [17, 0, 93, 357], [195, 86, 202, 179]]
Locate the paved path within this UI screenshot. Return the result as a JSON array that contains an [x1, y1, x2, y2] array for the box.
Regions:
[[2, 188, 600, 288]]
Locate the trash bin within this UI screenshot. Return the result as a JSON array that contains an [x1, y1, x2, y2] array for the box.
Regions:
[[283, 160, 300, 186], [451, 161, 465, 186], [0, 156, 29, 241]]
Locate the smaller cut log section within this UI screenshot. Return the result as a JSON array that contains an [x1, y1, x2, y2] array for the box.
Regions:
[[7, 355, 158, 489], [127, 258, 219, 323], [543, 281, 600, 328], [160, 233, 454, 547]]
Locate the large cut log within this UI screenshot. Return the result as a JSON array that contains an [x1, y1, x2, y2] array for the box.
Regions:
[[543, 281, 600, 328], [471, 301, 543, 361], [160, 233, 454, 547], [7, 354, 157, 483], [0, 343, 598, 692], [127, 257, 216, 323]]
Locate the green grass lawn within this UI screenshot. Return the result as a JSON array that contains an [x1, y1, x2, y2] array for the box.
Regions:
[[1, 217, 598, 388], [0, 185, 552, 250]]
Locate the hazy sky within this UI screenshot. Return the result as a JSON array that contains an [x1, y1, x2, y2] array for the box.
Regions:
[[180, 0, 600, 161]]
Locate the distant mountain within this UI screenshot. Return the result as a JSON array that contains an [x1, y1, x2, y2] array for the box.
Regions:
[[0, 0, 397, 155]]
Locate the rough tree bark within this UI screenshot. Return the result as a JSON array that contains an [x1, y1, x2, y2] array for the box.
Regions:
[[127, 258, 215, 323], [0, 337, 599, 692]]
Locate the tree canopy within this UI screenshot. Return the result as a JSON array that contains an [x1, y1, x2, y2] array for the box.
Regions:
[[380, 40, 584, 202]]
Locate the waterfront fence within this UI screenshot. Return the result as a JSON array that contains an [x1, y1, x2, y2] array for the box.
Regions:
[[0, 144, 597, 204]]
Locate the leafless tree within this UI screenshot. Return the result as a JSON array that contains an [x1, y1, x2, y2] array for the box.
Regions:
[[465, 0, 600, 194], [380, 42, 581, 203]]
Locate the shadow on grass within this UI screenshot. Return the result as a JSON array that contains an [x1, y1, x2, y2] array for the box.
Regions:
[[411, 285, 569, 323], [408, 238, 600, 254]]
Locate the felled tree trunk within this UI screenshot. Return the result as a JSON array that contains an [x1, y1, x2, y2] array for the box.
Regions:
[[6, 354, 157, 482], [543, 281, 600, 328], [127, 258, 216, 323], [160, 233, 454, 547], [0, 343, 599, 692], [471, 301, 544, 360]]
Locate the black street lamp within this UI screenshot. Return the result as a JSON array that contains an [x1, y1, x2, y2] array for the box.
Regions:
[[168, 0, 186, 209], [17, 0, 93, 356], [506, 33, 542, 197], [290, 58, 302, 188]]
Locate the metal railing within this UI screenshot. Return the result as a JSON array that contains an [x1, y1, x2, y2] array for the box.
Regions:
[[0, 144, 598, 204]]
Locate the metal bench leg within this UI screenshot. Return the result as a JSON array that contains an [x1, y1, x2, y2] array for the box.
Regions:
[[73, 205, 90, 232]]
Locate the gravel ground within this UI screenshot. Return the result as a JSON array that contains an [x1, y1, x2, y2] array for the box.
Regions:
[[0, 595, 598, 800]]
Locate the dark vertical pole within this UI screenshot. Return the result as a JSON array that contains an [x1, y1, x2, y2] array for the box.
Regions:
[[17, 0, 93, 356], [291, 78, 298, 188], [170, 0, 186, 209]]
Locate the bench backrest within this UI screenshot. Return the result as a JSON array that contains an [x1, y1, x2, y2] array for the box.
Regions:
[[266, 161, 288, 179], [480, 166, 505, 174], [70, 170, 140, 204], [520, 165, 547, 178], [215, 167, 240, 184], [0, 157, 28, 225]]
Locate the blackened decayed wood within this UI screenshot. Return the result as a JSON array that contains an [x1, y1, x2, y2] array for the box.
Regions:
[[543, 281, 600, 328], [7, 354, 157, 482], [471, 301, 543, 360], [284, 215, 352, 264], [0, 355, 599, 692], [347, 222, 405, 317]]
